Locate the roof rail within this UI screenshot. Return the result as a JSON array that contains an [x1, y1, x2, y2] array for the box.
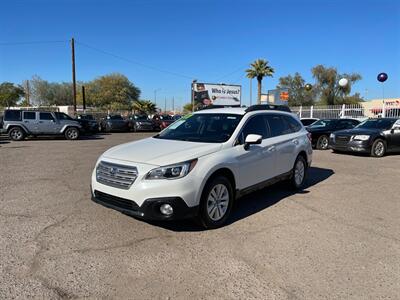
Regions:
[[245, 104, 291, 113], [197, 104, 241, 111]]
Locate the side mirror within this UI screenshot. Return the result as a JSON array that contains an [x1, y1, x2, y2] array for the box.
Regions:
[[244, 134, 262, 150]]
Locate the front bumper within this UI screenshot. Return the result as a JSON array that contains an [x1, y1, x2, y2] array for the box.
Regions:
[[92, 190, 198, 220], [330, 138, 371, 153]]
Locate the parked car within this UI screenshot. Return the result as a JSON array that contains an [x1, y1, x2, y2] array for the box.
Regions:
[[1, 109, 82, 141], [300, 118, 319, 126], [152, 114, 175, 130], [99, 115, 130, 132], [128, 115, 154, 132], [76, 114, 99, 134], [307, 118, 360, 150], [330, 118, 400, 157], [91, 104, 313, 229]]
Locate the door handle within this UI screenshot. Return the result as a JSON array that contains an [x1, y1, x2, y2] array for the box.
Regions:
[[292, 139, 299, 145], [38, 121, 43, 123], [267, 146, 276, 152]]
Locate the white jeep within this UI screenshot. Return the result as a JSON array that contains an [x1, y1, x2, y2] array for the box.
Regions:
[[91, 105, 313, 228]]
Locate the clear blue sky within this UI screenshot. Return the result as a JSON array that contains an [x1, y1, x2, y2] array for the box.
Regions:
[[1, 0, 399, 109]]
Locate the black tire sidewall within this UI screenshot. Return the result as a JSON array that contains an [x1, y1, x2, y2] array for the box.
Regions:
[[199, 176, 234, 229], [317, 135, 329, 150], [9, 127, 25, 141], [65, 127, 79, 140], [371, 139, 386, 157], [291, 155, 307, 189]]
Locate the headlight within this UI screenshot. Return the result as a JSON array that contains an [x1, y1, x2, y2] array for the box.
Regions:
[[146, 159, 197, 180], [352, 135, 370, 141]]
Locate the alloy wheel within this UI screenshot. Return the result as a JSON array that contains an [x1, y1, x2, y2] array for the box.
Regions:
[[206, 184, 229, 221]]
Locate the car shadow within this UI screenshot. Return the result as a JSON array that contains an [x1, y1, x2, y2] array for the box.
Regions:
[[140, 166, 335, 232], [22, 134, 104, 141], [330, 150, 400, 157]]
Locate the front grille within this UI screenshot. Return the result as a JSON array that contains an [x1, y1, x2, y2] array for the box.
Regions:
[[96, 161, 138, 189], [94, 190, 139, 211], [335, 135, 351, 145]]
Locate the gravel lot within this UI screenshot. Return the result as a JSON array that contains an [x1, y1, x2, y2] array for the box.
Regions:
[[0, 133, 399, 299]]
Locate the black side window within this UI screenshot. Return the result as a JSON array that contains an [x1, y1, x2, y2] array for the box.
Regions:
[[265, 115, 292, 137], [240, 115, 269, 144], [23, 112, 36, 120], [283, 115, 302, 132], [337, 120, 354, 129], [39, 112, 54, 121], [4, 110, 22, 121]]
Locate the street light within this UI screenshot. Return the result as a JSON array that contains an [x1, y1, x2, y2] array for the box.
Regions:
[[154, 88, 162, 109]]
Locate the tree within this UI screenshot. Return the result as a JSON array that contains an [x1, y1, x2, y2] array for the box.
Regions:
[[85, 73, 140, 109], [311, 65, 362, 105], [246, 59, 274, 104], [0, 82, 25, 107], [183, 103, 194, 113], [277, 72, 316, 106], [133, 100, 157, 114]]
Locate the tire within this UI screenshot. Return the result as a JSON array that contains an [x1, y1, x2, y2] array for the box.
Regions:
[[371, 139, 386, 157], [64, 127, 79, 140], [290, 155, 307, 190], [198, 176, 234, 229], [316, 135, 329, 150], [8, 127, 26, 141]]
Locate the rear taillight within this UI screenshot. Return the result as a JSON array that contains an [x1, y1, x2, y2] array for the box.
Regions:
[[307, 133, 312, 143]]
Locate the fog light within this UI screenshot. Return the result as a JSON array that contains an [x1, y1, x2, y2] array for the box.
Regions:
[[160, 204, 173, 216]]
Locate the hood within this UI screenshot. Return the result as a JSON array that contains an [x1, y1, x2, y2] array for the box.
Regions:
[[103, 137, 222, 166], [334, 128, 381, 136]]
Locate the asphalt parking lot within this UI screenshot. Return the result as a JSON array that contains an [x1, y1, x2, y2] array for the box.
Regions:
[[0, 133, 399, 299]]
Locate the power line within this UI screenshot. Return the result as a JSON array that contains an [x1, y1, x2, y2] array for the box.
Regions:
[[0, 40, 67, 46], [214, 64, 248, 82], [75, 40, 198, 80]]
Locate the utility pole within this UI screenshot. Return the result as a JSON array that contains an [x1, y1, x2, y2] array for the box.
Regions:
[[172, 96, 175, 113], [71, 38, 77, 113], [82, 85, 86, 111], [164, 96, 167, 113], [25, 80, 30, 106]]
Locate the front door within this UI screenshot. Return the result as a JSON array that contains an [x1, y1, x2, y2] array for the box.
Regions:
[[234, 115, 277, 190], [37, 112, 58, 134]]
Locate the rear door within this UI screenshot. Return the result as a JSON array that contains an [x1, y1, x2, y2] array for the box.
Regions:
[[264, 114, 300, 176], [22, 111, 38, 133]]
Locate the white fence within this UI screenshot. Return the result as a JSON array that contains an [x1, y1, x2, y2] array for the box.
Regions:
[[291, 103, 400, 119]]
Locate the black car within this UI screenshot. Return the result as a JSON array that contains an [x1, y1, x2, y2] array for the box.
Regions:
[[75, 114, 99, 134], [99, 115, 130, 132], [330, 118, 400, 157], [300, 118, 319, 126], [128, 115, 154, 132], [307, 118, 360, 149]]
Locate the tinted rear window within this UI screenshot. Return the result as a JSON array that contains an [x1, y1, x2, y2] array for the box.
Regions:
[[5, 110, 22, 121], [39, 112, 54, 120], [283, 115, 302, 132], [265, 115, 292, 136]]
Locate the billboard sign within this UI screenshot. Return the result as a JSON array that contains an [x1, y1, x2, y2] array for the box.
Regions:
[[261, 89, 289, 106], [193, 83, 241, 107]]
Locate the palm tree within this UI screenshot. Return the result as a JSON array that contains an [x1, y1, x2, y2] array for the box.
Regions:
[[133, 100, 157, 115], [246, 59, 274, 104]]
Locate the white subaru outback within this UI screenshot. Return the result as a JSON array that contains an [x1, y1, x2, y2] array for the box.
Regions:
[[91, 105, 312, 228]]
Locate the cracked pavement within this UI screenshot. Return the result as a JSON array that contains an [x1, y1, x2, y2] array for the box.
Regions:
[[0, 133, 399, 299]]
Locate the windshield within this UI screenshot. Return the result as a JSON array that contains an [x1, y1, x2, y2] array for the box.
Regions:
[[309, 119, 334, 128], [133, 115, 148, 121], [108, 115, 123, 120], [356, 119, 396, 130], [154, 113, 243, 143], [54, 112, 73, 120]]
